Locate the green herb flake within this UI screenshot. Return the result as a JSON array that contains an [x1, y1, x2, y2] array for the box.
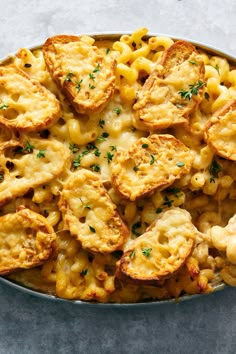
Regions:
[[80, 269, 88, 276], [93, 63, 101, 73], [76, 79, 83, 92], [69, 143, 79, 153], [89, 225, 96, 233], [0, 103, 8, 110], [209, 160, 222, 183], [214, 64, 220, 74], [176, 162, 185, 167], [178, 80, 206, 100], [94, 148, 101, 157], [189, 60, 199, 66], [105, 151, 114, 164], [142, 248, 152, 258], [89, 73, 95, 80], [97, 132, 109, 142], [23, 141, 34, 153], [130, 250, 136, 259], [132, 221, 142, 236], [98, 119, 105, 128], [89, 83, 96, 89], [113, 107, 121, 115], [0, 174, 4, 182], [133, 166, 139, 172], [110, 145, 117, 152], [142, 143, 149, 148], [156, 207, 163, 214], [36, 150, 46, 158], [163, 196, 174, 208], [90, 164, 101, 172], [105, 48, 110, 55], [150, 154, 155, 165], [64, 72, 74, 82], [86, 142, 97, 151], [204, 92, 210, 100], [72, 155, 82, 168]]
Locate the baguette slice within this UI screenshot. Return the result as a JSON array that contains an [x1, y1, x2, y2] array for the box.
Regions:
[[58, 169, 130, 254], [0, 66, 61, 131], [205, 100, 236, 160], [0, 207, 56, 275], [43, 35, 116, 114], [117, 208, 196, 285], [0, 138, 70, 206], [133, 40, 205, 130], [111, 134, 193, 201]]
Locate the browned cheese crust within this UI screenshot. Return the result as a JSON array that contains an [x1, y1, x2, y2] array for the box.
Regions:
[[0, 66, 61, 131], [205, 100, 236, 161], [110, 134, 193, 201], [0, 138, 70, 206], [58, 169, 130, 254], [117, 208, 196, 285], [0, 207, 56, 275], [133, 40, 205, 130], [43, 35, 116, 114]]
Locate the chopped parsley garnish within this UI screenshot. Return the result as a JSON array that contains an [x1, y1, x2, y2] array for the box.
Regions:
[[132, 221, 142, 236], [178, 80, 206, 100], [82, 150, 89, 156], [214, 64, 220, 74], [72, 155, 82, 168], [89, 225, 96, 233], [64, 72, 74, 82], [94, 148, 101, 157], [79, 198, 91, 209], [133, 166, 139, 172], [36, 150, 46, 158], [176, 162, 185, 167], [130, 250, 136, 259], [189, 60, 198, 66], [86, 142, 97, 151], [142, 248, 152, 258], [23, 141, 34, 153], [76, 79, 83, 92], [166, 187, 181, 197], [113, 107, 121, 115], [98, 119, 105, 128], [89, 73, 95, 80], [209, 160, 222, 183], [156, 207, 163, 214], [105, 151, 114, 164], [24, 63, 32, 68], [110, 145, 117, 152], [0, 174, 4, 182], [97, 132, 109, 142], [80, 269, 88, 276], [93, 63, 101, 73], [105, 48, 110, 54], [69, 143, 79, 153], [142, 143, 149, 148], [0, 103, 8, 110], [90, 164, 101, 172], [89, 83, 96, 89], [163, 196, 174, 208], [150, 154, 155, 165]]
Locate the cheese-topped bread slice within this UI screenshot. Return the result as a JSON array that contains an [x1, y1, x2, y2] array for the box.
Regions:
[[133, 40, 205, 130], [43, 35, 116, 114], [205, 100, 236, 161], [58, 169, 129, 254], [117, 208, 196, 284], [0, 66, 61, 131], [0, 138, 70, 206], [110, 134, 193, 201], [0, 207, 56, 275]]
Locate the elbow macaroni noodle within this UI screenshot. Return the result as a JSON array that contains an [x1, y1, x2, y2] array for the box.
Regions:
[[1, 27, 236, 302]]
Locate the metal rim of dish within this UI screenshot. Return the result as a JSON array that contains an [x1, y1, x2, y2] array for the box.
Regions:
[[0, 32, 235, 306]]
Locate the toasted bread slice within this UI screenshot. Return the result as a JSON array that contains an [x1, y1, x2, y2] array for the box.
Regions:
[[0, 207, 56, 275], [43, 35, 116, 114], [110, 134, 193, 201], [0, 66, 61, 131], [58, 169, 129, 254], [205, 100, 236, 160], [0, 138, 70, 206], [117, 208, 195, 285], [133, 40, 205, 130]]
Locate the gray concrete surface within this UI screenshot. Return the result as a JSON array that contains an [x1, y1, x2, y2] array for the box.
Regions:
[[0, 0, 236, 353]]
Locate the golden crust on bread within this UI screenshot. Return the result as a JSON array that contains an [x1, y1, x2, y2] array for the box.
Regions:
[[117, 208, 196, 285], [43, 35, 116, 114], [0, 207, 56, 275], [205, 100, 236, 161], [133, 41, 205, 130], [0, 66, 61, 131], [58, 169, 130, 254], [110, 134, 193, 201], [0, 138, 70, 206]]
